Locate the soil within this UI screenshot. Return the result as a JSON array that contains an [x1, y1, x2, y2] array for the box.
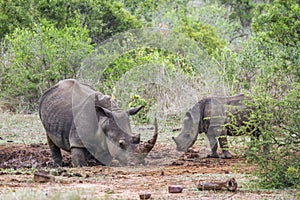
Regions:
[[0, 143, 248, 172], [1, 143, 296, 199]]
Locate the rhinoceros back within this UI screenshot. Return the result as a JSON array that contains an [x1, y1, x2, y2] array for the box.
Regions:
[[39, 79, 92, 151]]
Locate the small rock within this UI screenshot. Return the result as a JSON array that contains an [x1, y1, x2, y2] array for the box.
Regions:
[[33, 171, 55, 183], [139, 193, 151, 199], [56, 168, 67, 175], [72, 173, 83, 177], [168, 185, 183, 193]]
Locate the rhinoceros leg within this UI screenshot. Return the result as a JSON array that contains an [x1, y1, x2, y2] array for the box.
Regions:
[[47, 135, 63, 167], [206, 131, 220, 158], [71, 147, 89, 167], [218, 134, 232, 159]]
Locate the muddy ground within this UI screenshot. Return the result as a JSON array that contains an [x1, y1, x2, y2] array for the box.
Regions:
[[0, 142, 298, 199], [0, 113, 298, 199]]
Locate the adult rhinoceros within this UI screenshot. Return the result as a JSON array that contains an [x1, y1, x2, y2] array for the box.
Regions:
[[172, 94, 259, 159], [39, 79, 158, 167]]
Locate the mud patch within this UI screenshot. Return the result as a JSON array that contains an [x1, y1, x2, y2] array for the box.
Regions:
[[0, 143, 250, 174], [0, 143, 294, 200], [0, 144, 71, 168]]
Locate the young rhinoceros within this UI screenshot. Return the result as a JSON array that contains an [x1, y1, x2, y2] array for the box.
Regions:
[[172, 94, 260, 159], [39, 79, 158, 167]]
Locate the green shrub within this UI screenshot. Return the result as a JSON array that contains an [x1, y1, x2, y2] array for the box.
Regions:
[[101, 47, 191, 94], [0, 0, 142, 44], [0, 19, 93, 111], [244, 85, 300, 189], [224, 0, 300, 189], [182, 22, 226, 55], [128, 94, 154, 124]]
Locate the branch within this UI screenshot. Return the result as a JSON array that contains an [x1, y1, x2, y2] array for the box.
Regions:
[[197, 178, 238, 192]]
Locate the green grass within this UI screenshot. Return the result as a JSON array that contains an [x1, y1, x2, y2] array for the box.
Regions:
[[0, 113, 46, 145], [0, 112, 182, 145], [0, 112, 298, 200], [0, 187, 106, 200]]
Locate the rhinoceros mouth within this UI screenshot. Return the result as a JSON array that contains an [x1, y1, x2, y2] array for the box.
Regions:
[[172, 136, 189, 152]]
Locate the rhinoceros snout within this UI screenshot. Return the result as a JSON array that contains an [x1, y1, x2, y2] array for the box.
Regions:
[[172, 136, 188, 152]]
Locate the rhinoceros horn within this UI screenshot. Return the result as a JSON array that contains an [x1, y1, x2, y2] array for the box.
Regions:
[[134, 118, 158, 154]]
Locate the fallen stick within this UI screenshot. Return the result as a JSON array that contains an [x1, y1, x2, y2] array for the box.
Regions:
[[33, 171, 55, 183], [197, 178, 237, 192]]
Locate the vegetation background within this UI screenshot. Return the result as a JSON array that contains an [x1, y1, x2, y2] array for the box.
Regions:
[[0, 0, 299, 189]]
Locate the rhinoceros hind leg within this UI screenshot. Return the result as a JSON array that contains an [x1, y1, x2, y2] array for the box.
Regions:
[[206, 133, 219, 158], [71, 148, 88, 167], [207, 152, 220, 158], [218, 135, 232, 159], [47, 135, 62, 167], [221, 150, 232, 159]]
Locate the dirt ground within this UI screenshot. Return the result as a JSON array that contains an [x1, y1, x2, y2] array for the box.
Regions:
[[0, 142, 298, 199]]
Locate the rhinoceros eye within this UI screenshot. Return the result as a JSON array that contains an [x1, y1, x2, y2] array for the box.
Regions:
[[119, 139, 127, 149]]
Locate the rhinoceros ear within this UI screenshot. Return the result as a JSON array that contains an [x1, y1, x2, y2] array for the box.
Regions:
[[186, 111, 192, 118], [127, 106, 144, 115], [96, 106, 113, 118]]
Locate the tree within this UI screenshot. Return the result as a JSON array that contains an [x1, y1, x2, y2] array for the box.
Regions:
[[0, 0, 142, 44], [0, 19, 93, 111], [0, 0, 34, 40], [233, 0, 300, 189], [219, 0, 257, 27]]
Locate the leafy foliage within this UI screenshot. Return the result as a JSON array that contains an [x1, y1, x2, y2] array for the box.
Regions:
[[128, 94, 154, 124], [0, 0, 142, 44], [0, 0, 34, 40], [225, 0, 300, 189], [244, 83, 300, 189], [101, 48, 191, 94], [181, 22, 225, 55], [219, 0, 257, 27], [252, 0, 300, 48], [0, 0, 299, 189], [0, 19, 93, 111]]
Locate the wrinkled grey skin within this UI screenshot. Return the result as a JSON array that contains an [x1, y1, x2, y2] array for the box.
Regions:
[[173, 94, 260, 159], [39, 79, 158, 167]]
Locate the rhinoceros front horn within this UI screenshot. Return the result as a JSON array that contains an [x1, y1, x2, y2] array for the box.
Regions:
[[134, 118, 158, 154]]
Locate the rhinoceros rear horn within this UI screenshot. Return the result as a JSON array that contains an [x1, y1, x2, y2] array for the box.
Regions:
[[135, 118, 158, 154]]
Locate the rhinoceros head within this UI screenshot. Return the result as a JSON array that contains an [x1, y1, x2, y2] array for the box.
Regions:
[[172, 111, 199, 152], [72, 83, 158, 166], [172, 102, 203, 152], [97, 106, 158, 165]]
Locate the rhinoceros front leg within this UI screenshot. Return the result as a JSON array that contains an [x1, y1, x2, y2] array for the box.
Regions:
[[218, 133, 232, 159], [47, 135, 63, 167], [207, 136, 220, 158], [206, 129, 220, 158], [71, 148, 88, 167]]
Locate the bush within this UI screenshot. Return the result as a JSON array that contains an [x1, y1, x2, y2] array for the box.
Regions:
[[0, 0, 142, 44], [224, 0, 300, 189], [244, 84, 300, 189], [128, 94, 154, 124], [0, 19, 93, 111], [101, 47, 191, 94]]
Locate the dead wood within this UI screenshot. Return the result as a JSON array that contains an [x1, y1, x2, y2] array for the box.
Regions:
[[197, 178, 237, 192], [33, 171, 55, 183]]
